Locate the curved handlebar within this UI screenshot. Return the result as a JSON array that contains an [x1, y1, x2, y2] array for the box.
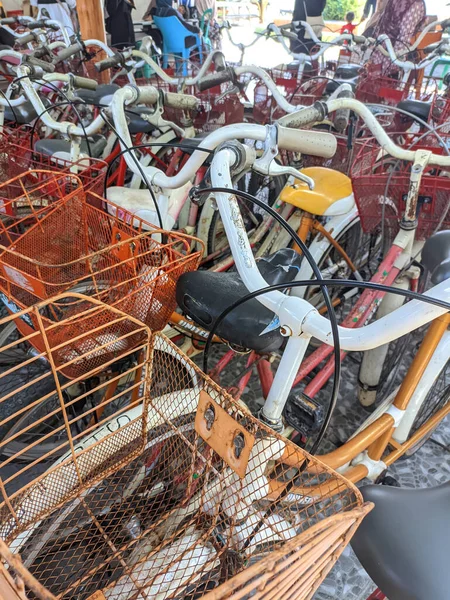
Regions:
[[53, 41, 84, 64], [94, 51, 124, 72]]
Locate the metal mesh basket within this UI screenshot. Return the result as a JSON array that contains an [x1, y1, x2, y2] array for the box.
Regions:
[[0, 324, 371, 600], [0, 172, 201, 333], [356, 73, 409, 106], [350, 138, 450, 240], [301, 135, 375, 175], [0, 127, 107, 196]]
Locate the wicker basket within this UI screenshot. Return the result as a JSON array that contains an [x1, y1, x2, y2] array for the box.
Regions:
[[0, 171, 201, 334], [0, 320, 371, 600]]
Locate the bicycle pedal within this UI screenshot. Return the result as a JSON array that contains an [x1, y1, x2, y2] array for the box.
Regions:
[[283, 392, 324, 437]]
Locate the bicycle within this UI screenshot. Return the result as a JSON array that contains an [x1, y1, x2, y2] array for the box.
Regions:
[[0, 293, 370, 600], [129, 100, 450, 484]]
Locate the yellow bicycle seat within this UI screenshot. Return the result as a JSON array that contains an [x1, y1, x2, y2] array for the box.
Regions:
[[280, 167, 353, 216]]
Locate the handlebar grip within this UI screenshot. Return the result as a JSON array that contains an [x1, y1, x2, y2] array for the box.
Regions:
[[213, 51, 227, 72], [27, 20, 46, 29], [278, 127, 337, 158], [422, 41, 442, 55], [32, 46, 50, 59], [441, 18, 450, 30], [352, 35, 367, 44], [94, 53, 122, 72], [27, 55, 55, 72], [164, 91, 199, 110], [15, 33, 35, 46], [72, 76, 98, 90], [44, 20, 61, 31], [333, 88, 354, 133], [280, 29, 298, 41], [136, 85, 159, 104], [0, 17, 17, 25], [53, 42, 83, 64], [197, 67, 234, 92]]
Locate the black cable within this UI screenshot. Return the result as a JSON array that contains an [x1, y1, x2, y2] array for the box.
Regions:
[[98, 108, 165, 230], [29, 99, 78, 149], [103, 141, 214, 197], [192, 184, 341, 445], [203, 278, 450, 442], [34, 78, 93, 158]]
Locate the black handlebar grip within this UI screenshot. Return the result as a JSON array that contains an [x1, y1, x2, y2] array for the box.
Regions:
[[197, 67, 234, 92], [27, 55, 56, 73], [27, 20, 46, 29], [45, 21, 61, 31], [422, 41, 442, 55], [213, 51, 227, 72], [15, 33, 35, 46], [333, 88, 354, 133], [94, 53, 123, 72], [53, 42, 84, 64]]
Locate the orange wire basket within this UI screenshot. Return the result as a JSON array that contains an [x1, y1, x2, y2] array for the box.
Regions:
[[0, 316, 371, 600], [0, 127, 107, 196], [350, 138, 450, 241], [0, 171, 201, 336]]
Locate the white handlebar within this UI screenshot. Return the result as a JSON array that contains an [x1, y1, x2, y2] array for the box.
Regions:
[[131, 49, 225, 87]]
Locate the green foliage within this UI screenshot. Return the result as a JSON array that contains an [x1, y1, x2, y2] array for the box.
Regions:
[[323, 0, 365, 21]]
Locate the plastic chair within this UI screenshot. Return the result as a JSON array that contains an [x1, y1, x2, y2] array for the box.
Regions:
[[429, 58, 450, 90], [200, 8, 213, 51], [153, 14, 203, 76]]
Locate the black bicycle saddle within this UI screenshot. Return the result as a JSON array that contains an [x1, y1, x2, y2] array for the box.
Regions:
[[351, 482, 450, 600], [176, 248, 302, 352]]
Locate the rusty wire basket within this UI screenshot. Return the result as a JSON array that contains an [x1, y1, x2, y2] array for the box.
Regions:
[[0, 171, 201, 334], [0, 127, 107, 196], [0, 323, 371, 600], [350, 138, 450, 241]]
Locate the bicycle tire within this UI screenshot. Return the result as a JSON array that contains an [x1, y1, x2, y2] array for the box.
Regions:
[[1, 343, 198, 462]]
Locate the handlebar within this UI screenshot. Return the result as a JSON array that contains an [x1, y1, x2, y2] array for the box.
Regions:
[[27, 19, 57, 31], [71, 75, 98, 90], [0, 17, 17, 25], [15, 32, 36, 46], [26, 55, 55, 73], [94, 52, 124, 72], [197, 67, 234, 91], [53, 41, 84, 64], [332, 87, 353, 133]]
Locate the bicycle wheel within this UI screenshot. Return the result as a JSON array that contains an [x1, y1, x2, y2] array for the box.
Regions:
[[1, 344, 198, 462], [16, 418, 199, 598], [0, 320, 34, 365], [404, 360, 450, 457]]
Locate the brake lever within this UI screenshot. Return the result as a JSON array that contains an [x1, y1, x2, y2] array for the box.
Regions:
[[252, 125, 315, 190], [138, 96, 185, 138]]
